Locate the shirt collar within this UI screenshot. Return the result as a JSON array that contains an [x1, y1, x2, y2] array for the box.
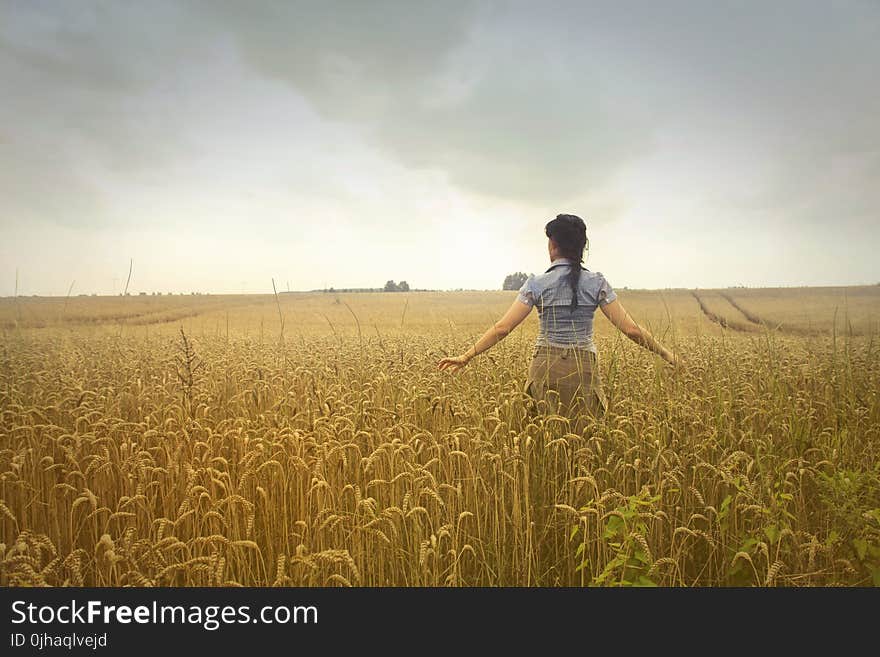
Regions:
[[545, 256, 584, 273]]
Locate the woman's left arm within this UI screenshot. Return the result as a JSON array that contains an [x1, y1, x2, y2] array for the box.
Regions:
[[437, 299, 533, 373]]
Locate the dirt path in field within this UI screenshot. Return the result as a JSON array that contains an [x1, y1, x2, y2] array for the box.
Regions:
[[2, 297, 273, 330], [691, 292, 762, 332], [719, 292, 763, 325], [695, 291, 829, 337], [720, 292, 831, 336]]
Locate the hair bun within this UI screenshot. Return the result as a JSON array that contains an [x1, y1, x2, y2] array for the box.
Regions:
[[556, 213, 585, 228]]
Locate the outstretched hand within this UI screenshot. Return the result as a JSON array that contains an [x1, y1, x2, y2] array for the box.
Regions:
[[437, 354, 471, 374], [664, 351, 684, 371]]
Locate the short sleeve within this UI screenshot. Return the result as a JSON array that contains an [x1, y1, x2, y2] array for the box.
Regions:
[[596, 273, 617, 306], [516, 274, 538, 307]]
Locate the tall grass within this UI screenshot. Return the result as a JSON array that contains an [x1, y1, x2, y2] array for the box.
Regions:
[[0, 295, 878, 586]]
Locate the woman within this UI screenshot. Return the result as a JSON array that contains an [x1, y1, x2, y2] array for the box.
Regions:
[[437, 214, 678, 423]]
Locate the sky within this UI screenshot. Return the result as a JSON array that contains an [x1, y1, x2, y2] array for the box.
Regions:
[[1, 0, 878, 296]]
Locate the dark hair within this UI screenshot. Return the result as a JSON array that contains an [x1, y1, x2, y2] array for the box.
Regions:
[[545, 213, 588, 311]]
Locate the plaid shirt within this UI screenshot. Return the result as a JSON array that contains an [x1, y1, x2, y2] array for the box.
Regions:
[[516, 257, 617, 352]]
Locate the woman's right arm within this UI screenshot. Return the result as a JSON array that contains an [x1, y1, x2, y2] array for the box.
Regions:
[[600, 299, 678, 366]]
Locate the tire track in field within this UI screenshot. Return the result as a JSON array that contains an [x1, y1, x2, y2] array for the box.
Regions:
[[718, 292, 829, 336], [3, 297, 275, 330], [719, 292, 763, 325], [121, 298, 268, 326], [691, 292, 761, 333], [698, 291, 828, 337]]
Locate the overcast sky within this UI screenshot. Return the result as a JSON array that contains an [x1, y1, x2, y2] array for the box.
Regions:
[[1, 0, 878, 295]]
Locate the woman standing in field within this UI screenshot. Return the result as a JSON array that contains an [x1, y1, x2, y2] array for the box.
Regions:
[[437, 214, 678, 423]]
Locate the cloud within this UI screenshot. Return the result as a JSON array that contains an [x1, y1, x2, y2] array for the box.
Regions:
[[201, 0, 880, 224], [1, 0, 878, 293], [201, 1, 657, 210], [0, 1, 208, 228]]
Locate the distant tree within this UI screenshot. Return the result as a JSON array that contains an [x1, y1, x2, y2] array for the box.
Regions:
[[398, 280, 410, 292], [502, 272, 529, 291], [384, 280, 399, 292]]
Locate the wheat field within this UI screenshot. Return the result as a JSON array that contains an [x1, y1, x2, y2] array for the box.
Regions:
[[1, 287, 878, 586]]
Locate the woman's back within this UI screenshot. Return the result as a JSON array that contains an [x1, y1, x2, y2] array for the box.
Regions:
[[439, 213, 676, 421], [516, 257, 617, 352]]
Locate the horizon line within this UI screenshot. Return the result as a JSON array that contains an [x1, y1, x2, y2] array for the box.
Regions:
[[3, 281, 880, 300]]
